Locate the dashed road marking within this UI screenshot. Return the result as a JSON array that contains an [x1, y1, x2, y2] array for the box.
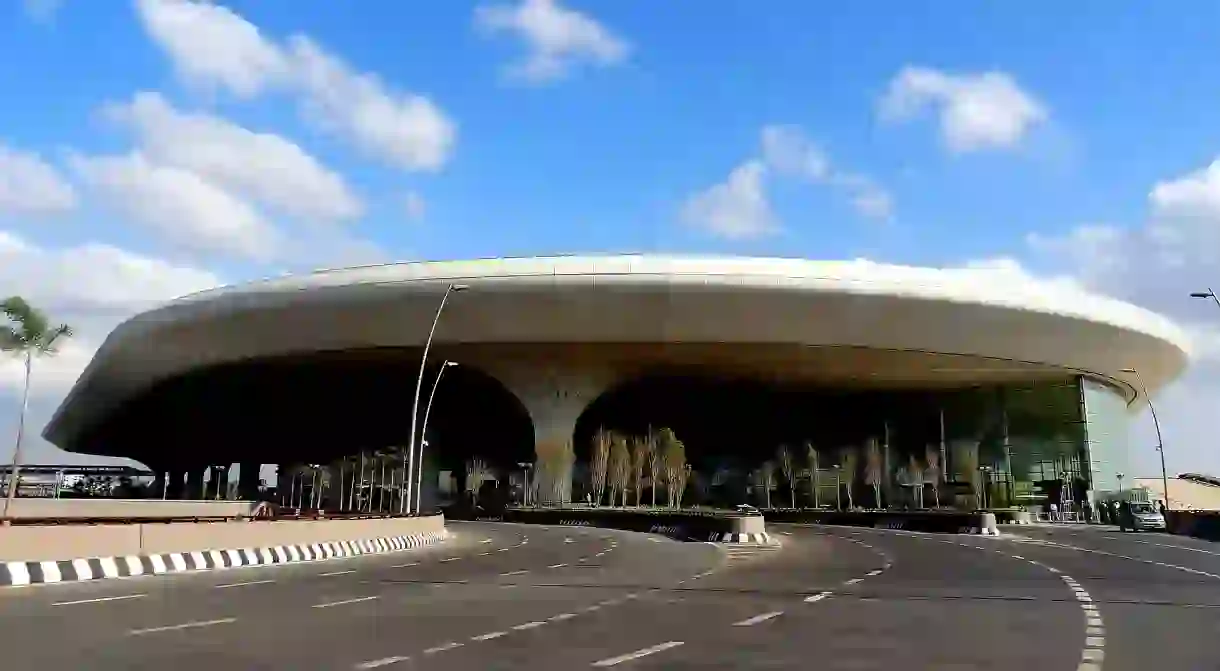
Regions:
[[440, 557, 461, 563], [512, 621, 547, 630], [804, 591, 832, 603], [480, 538, 493, 544], [844, 577, 863, 585], [390, 562, 420, 568], [214, 579, 275, 589], [592, 641, 685, 667], [733, 611, 783, 626], [549, 563, 568, 568], [355, 656, 409, 669], [318, 569, 356, 576], [424, 642, 462, 654], [53, 594, 146, 606], [472, 631, 507, 641], [550, 612, 577, 621], [313, 596, 379, 609], [128, 618, 236, 636], [500, 569, 530, 577]]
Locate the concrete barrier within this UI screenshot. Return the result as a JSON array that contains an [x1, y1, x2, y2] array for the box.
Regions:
[[764, 509, 1000, 535], [466, 508, 775, 544], [3, 498, 261, 519], [0, 514, 445, 562]]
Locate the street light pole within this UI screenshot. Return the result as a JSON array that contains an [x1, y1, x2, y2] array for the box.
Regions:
[[416, 360, 457, 515], [404, 283, 468, 514], [1190, 288, 1220, 309], [1120, 367, 1170, 509]]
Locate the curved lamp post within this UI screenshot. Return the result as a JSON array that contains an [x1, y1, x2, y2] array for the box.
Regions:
[[1120, 367, 1169, 510], [1190, 288, 1220, 309], [415, 360, 457, 515], [403, 284, 468, 514]]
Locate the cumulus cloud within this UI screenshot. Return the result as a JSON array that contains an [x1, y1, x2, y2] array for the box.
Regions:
[[879, 66, 1048, 153], [0, 144, 76, 215], [103, 92, 363, 222], [475, 0, 629, 84], [69, 151, 281, 261], [134, 0, 456, 171], [0, 230, 221, 398], [685, 126, 893, 238], [760, 125, 894, 220], [681, 161, 776, 240]]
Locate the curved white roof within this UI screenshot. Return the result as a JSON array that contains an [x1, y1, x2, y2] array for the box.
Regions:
[[45, 254, 1192, 449]]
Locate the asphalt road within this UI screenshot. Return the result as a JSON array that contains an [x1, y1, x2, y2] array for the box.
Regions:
[[3, 520, 1219, 669]]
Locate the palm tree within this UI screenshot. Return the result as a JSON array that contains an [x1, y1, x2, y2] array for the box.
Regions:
[[1, 297, 72, 520], [805, 442, 820, 508], [777, 445, 796, 509]]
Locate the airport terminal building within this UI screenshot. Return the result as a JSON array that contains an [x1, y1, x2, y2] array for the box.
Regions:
[[41, 256, 1190, 512]]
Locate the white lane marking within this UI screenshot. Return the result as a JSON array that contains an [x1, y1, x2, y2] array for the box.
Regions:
[[424, 642, 462, 654], [565, 538, 575, 543], [496, 548, 509, 553], [648, 538, 662, 543], [128, 618, 236, 636], [472, 631, 506, 641], [480, 539, 493, 544], [319, 569, 356, 577], [592, 641, 685, 667], [479, 552, 492, 556], [549, 563, 568, 569], [1105, 536, 1220, 555], [513, 621, 546, 630], [313, 596, 379, 609], [733, 611, 783, 626], [844, 578, 863, 585], [355, 656, 409, 669], [550, 612, 577, 621], [866, 569, 882, 576], [441, 558, 461, 563], [804, 591, 831, 603], [53, 594, 146, 606], [215, 579, 275, 589], [501, 569, 530, 576], [391, 562, 419, 568], [595, 552, 606, 557]]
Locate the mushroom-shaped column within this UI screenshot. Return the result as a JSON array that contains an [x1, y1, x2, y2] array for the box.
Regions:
[[488, 364, 616, 505]]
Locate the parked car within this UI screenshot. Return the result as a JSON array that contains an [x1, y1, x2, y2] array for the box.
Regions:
[[735, 504, 762, 516]]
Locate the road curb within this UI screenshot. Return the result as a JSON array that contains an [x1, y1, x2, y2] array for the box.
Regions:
[[0, 530, 449, 587], [706, 532, 777, 544]]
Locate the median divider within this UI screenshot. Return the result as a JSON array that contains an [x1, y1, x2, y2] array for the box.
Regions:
[[0, 514, 448, 587], [461, 507, 775, 544], [763, 509, 1000, 535]]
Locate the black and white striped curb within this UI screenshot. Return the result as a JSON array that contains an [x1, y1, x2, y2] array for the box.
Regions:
[[1, 531, 448, 587], [706, 532, 777, 544], [956, 526, 1002, 535]]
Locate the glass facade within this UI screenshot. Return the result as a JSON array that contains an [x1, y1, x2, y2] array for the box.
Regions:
[[1080, 377, 1132, 500]]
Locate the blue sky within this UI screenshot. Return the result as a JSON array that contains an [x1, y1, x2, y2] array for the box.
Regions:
[[3, 0, 1220, 480]]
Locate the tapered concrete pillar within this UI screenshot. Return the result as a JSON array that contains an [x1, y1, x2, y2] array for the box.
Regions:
[[489, 365, 616, 504]]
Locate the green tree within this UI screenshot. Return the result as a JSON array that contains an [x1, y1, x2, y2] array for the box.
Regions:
[[1, 297, 72, 520]]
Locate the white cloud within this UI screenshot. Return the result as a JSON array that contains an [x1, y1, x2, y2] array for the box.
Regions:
[[135, 0, 456, 171], [104, 92, 363, 221], [134, 0, 291, 97], [681, 160, 776, 240], [69, 151, 281, 261], [0, 144, 76, 215], [879, 66, 1048, 153], [0, 230, 221, 398], [759, 125, 894, 221], [287, 37, 456, 171], [475, 0, 629, 84], [403, 191, 426, 220]]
